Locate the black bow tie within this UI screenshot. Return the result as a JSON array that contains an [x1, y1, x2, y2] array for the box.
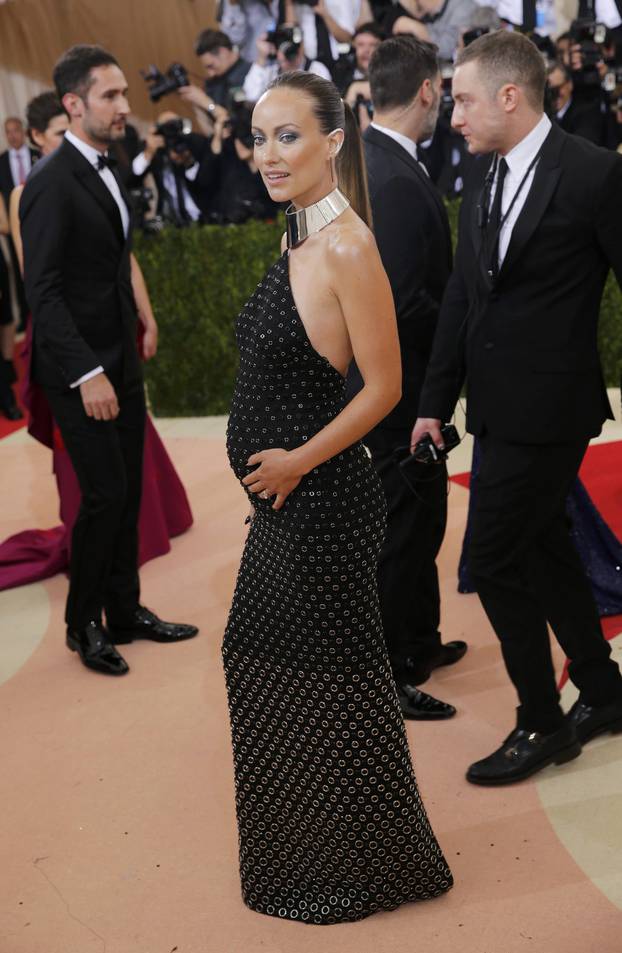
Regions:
[[96, 153, 117, 171]]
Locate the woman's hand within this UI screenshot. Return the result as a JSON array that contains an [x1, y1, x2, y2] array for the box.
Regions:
[[242, 448, 304, 511]]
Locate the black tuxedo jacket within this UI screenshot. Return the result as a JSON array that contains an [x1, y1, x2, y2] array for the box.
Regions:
[[0, 147, 39, 209], [418, 122, 622, 444], [20, 138, 140, 390], [348, 125, 453, 431], [557, 98, 603, 146]]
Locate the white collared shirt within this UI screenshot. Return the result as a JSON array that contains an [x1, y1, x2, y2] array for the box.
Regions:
[[596, 0, 622, 28], [489, 113, 552, 268], [64, 130, 130, 239], [9, 145, 32, 187], [370, 122, 431, 177], [64, 130, 131, 389]]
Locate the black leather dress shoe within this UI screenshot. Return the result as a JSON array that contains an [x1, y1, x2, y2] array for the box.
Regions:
[[566, 695, 622, 744], [466, 724, 581, 786], [398, 684, 456, 720], [66, 622, 129, 676], [107, 606, 199, 644], [405, 640, 468, 685]]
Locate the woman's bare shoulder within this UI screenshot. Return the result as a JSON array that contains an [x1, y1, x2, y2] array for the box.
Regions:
[[325, 217, 379, 272]]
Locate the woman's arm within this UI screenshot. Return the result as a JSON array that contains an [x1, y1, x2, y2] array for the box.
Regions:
[[0, 194, 9, 236], [244, 231, 401, 509], [8, 188, 24, 274], [130, 253, 158, 360]]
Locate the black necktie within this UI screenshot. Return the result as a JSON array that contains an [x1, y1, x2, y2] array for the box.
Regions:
[[487, 156, 508, 278], [96, 153, 117, 171]]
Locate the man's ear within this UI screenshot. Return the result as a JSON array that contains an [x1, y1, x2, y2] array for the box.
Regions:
[[63, 92, 83, 120]]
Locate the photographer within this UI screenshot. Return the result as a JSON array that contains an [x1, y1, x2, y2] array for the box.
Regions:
[[243, 28, 331, 102], [130, 112, 217, 225], [285, 0, 361, 72], [178, 30, 252, 129], [207, 103, 279, 223], [339, 22, 384, 129], [547, 60, 605, 144], [219, 0, 281, 63]]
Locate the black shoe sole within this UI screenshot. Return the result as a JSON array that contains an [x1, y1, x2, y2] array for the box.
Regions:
[[401, 706, 457, 720], [109, 628, 199, 645], [466, 740, 582, 786], [576, 716, 622, 745], [66, 634, 129, 676]]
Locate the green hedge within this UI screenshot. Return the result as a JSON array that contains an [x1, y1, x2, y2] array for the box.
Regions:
[[135, 205, 622, 417]]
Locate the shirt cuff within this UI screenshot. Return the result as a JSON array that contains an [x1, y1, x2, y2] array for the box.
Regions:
[[70, 366, 104, 389], [185, 162, 200, 181], [132, 152, 150, 177]]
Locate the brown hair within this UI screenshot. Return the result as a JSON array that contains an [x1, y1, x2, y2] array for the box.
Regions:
[[456, 30, 546, 110], [267, 70, 372, 229]]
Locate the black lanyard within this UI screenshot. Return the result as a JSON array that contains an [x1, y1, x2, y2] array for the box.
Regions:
[[481, 149, 543, 276]]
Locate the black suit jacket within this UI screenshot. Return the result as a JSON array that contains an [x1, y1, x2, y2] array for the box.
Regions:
[[418, 122, 621, 444], [0, 148, 39, 209], [349, 125, 453, 431], [20, 138, 140, 390], [557, 98, 603, 146]]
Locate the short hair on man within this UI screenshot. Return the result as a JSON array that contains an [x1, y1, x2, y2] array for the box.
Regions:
[[354, 21, 385, 41], [53, 44, 119, 104], [368, 36, 439, 112], [195, 29, 233, 56], [456, 30, 546, 110]]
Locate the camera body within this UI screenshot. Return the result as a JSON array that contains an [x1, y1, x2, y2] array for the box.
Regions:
[[409, 424, 460, 465], [154, 117, 194, 155], [265, 26, 304, 61], [142, 63, 189, 102]]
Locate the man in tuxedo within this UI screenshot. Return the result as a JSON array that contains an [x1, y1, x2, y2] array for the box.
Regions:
[[348, 36, 466, 722], [20, 45, 199, 676], [412, 30, 622, 784]]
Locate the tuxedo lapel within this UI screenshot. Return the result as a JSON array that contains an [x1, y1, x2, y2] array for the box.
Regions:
[[497, 124, 564, 281], [364, 126, 452, 259], [62, 139, 126, 245]]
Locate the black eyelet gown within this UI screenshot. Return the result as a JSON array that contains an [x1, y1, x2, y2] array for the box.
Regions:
[[223, 252, 453, 925]]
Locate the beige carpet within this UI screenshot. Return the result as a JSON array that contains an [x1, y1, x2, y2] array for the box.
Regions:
[[1, 415, 621, 953]]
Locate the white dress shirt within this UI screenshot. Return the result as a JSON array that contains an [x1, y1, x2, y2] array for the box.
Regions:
[[370, 122, 430, 176], [9, 145, 32, 187], [64, 130, 131, 388], [294, 0, 360, 61], [596, 0, 622, 28], [489, 113, 552, 269]]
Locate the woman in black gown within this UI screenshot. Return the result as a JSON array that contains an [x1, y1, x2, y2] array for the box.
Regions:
[[222, 71, 453, 925]]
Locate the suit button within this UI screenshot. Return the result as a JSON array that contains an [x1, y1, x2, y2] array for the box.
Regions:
[[484, 342, 494, 350]]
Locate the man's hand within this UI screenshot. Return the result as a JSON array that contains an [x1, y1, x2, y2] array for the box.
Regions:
[[178, 84, 212, 111], [80, 373, 119, 421], [144, 129, 166, 161], [142, 322, 158, 360], [256, 33, 276, 66], [344, 80, 371, 108], [410, 417, 443, 453]]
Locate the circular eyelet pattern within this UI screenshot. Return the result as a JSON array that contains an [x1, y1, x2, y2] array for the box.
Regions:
[[223, 255, 453, 925]]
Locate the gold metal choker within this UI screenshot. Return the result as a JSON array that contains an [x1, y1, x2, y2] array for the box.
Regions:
[[285, 188, 350, 249]]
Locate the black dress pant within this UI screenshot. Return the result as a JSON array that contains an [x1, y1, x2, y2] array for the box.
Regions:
[[468, 433, 622, 732], [43, 373, 146, 630], [365, 426, 448, 682]]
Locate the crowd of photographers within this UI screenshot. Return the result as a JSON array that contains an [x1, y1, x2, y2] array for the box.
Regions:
[[3, 0, 622, 236]]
